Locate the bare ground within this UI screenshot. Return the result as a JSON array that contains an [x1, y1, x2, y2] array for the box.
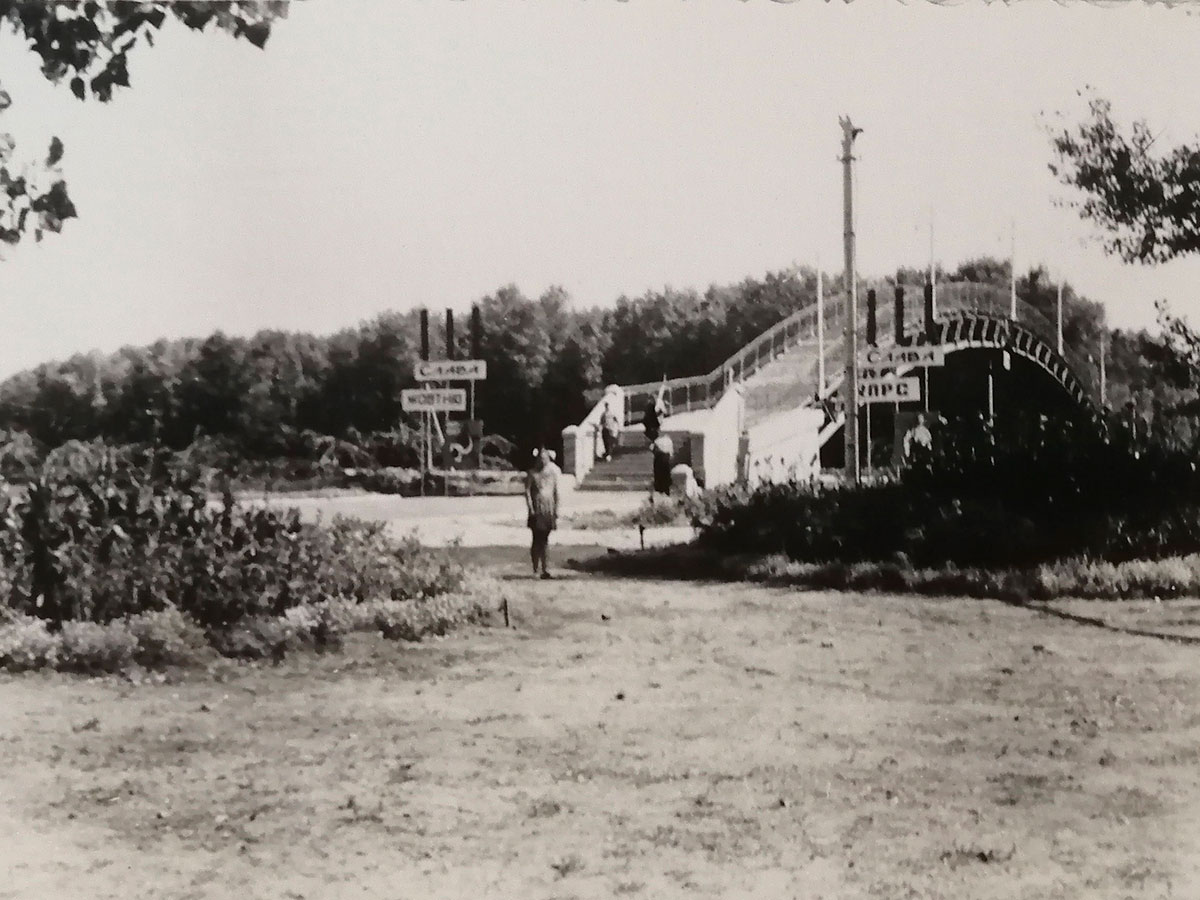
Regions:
[[4, 570, 1200, 899]]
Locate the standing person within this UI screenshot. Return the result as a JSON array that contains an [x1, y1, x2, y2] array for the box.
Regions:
[[525, 447, 561, 579], [902, 412, 934, 463], [650, 432, 674, 495], [642, 395, 661, 444], [601, 400, 622, 461]]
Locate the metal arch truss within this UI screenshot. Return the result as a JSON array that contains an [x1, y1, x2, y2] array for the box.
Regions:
[[918, 311, 1093, 409]]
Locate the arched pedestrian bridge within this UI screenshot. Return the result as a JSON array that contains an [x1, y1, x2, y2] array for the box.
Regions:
[[563, 280, 1100, 491]]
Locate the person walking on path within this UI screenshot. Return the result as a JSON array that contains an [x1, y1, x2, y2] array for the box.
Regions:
[[525, 447, 561, 579], [601, 400, 622, 461]]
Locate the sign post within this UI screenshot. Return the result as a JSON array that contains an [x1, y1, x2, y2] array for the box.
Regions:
[[401, 388, 468, 413], [858, 377, 922, 404], [413, 359, 487, 382]]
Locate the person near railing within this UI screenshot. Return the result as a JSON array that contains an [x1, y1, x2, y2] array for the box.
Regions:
[[642, 386, 670, 444], [600, 400, 621, 462], [642, 396, 661, 443]]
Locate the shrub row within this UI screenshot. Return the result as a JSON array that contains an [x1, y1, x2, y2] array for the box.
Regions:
[[0, 440, 493, 674], [0, 583, 495, 674], [575, 544, 1200, 602], [692, 415, 1200, 569]]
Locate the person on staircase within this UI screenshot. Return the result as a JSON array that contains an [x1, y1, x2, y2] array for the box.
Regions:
[[642, 396, 661, 444], [601, 400, 622, 462], [650, 432, 674, 495]]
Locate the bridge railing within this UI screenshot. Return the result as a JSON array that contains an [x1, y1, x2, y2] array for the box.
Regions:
[[616, 291, 836, 426]]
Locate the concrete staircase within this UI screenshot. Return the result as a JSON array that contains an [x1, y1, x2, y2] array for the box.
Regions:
[[577, 444, 652, 492]]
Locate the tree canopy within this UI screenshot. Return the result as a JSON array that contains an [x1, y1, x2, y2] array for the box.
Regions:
[[0, 1, 286, 249], [1048, 93, 1200, 264]]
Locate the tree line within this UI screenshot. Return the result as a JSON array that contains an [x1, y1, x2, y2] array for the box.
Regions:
[[0, 269, 818, 467], [0, 256, 1192, 472]]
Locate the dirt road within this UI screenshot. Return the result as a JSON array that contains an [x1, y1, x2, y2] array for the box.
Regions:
[[3, 574, 1200, 898]]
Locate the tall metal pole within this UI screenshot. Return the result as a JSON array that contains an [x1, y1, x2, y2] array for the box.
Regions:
[[817, 261, 825, 394], [929, 209, 936, 320], [1009, 221, 1017, 320], [840, 116, 862, 485], [1100, 331, 1107, 407], [1056, 279, 1064, 354]]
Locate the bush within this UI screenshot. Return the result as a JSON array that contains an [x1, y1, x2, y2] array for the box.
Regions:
[[126, 606, 211, 668], [693, 414, 1200, 569], [0, 615, 59, 671], [0, 440, 487, 671], [209, 616, 301, 661], [362, 592, 489, 642], [632, 495, 689, 528], [57, 620, 138, 674], [1035, 554, 1200, 600], [352, 467, 435, 496]]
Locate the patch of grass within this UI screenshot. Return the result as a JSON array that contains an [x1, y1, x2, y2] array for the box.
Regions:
[[561, 496, 692, 531], [1036, 555, 1200, 600]]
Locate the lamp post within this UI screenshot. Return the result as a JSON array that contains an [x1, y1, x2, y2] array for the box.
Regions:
[[840, 116, 862, 485]]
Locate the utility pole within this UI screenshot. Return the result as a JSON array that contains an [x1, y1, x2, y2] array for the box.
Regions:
[[817, 259, 825, 394], [929, 209, 936, 320], [1056, 279, 1064, 354], [1100, 331, 1108, 407], [840, 116, 862, 485], [1009, 221, 1017, 321]]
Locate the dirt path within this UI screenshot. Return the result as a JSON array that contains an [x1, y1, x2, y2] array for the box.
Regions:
[[3, 575, 1200, 899]]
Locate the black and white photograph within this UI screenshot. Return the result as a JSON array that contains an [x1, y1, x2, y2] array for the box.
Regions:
[[3, 0, 1200, 896]]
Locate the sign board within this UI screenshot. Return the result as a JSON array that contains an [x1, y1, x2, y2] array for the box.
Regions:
[[858, 377, 921, 404], [859, 366, 905, 382], [401, 388, 467, 412], [414, 359, 487, 381], [857, 346, 946, 369]]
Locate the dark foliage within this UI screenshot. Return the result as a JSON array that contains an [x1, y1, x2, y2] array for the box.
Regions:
[[0, 441, 467, 630], [0, 1, 286, 249], [1048, 92, 1200, 263], [696, 413, 1200, 568]]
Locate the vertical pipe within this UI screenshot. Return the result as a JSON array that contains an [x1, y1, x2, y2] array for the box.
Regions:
[[866, 288, 877, 346], [987, 361, 995, 422], [817, 265, 825, 393], [840, 117, 861, 485], [923, 282, 934, 343], [865, 400, 872, 474], [1009, 221, 1017, 320], [420, 309, 430, 362], [1056, 281, 1064, 354], [471, 304, 483, 358], [445, 309, 455, 359], [1100, 331, 1107, 407], [929, 211, 936, 320], [894, 285, 905, 346]]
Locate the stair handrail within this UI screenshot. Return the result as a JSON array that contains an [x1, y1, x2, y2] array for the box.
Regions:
[[617, 291, 836, 425]]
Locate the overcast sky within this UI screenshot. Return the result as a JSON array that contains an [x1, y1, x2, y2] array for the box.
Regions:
[[0, 0, 1198, 376]]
